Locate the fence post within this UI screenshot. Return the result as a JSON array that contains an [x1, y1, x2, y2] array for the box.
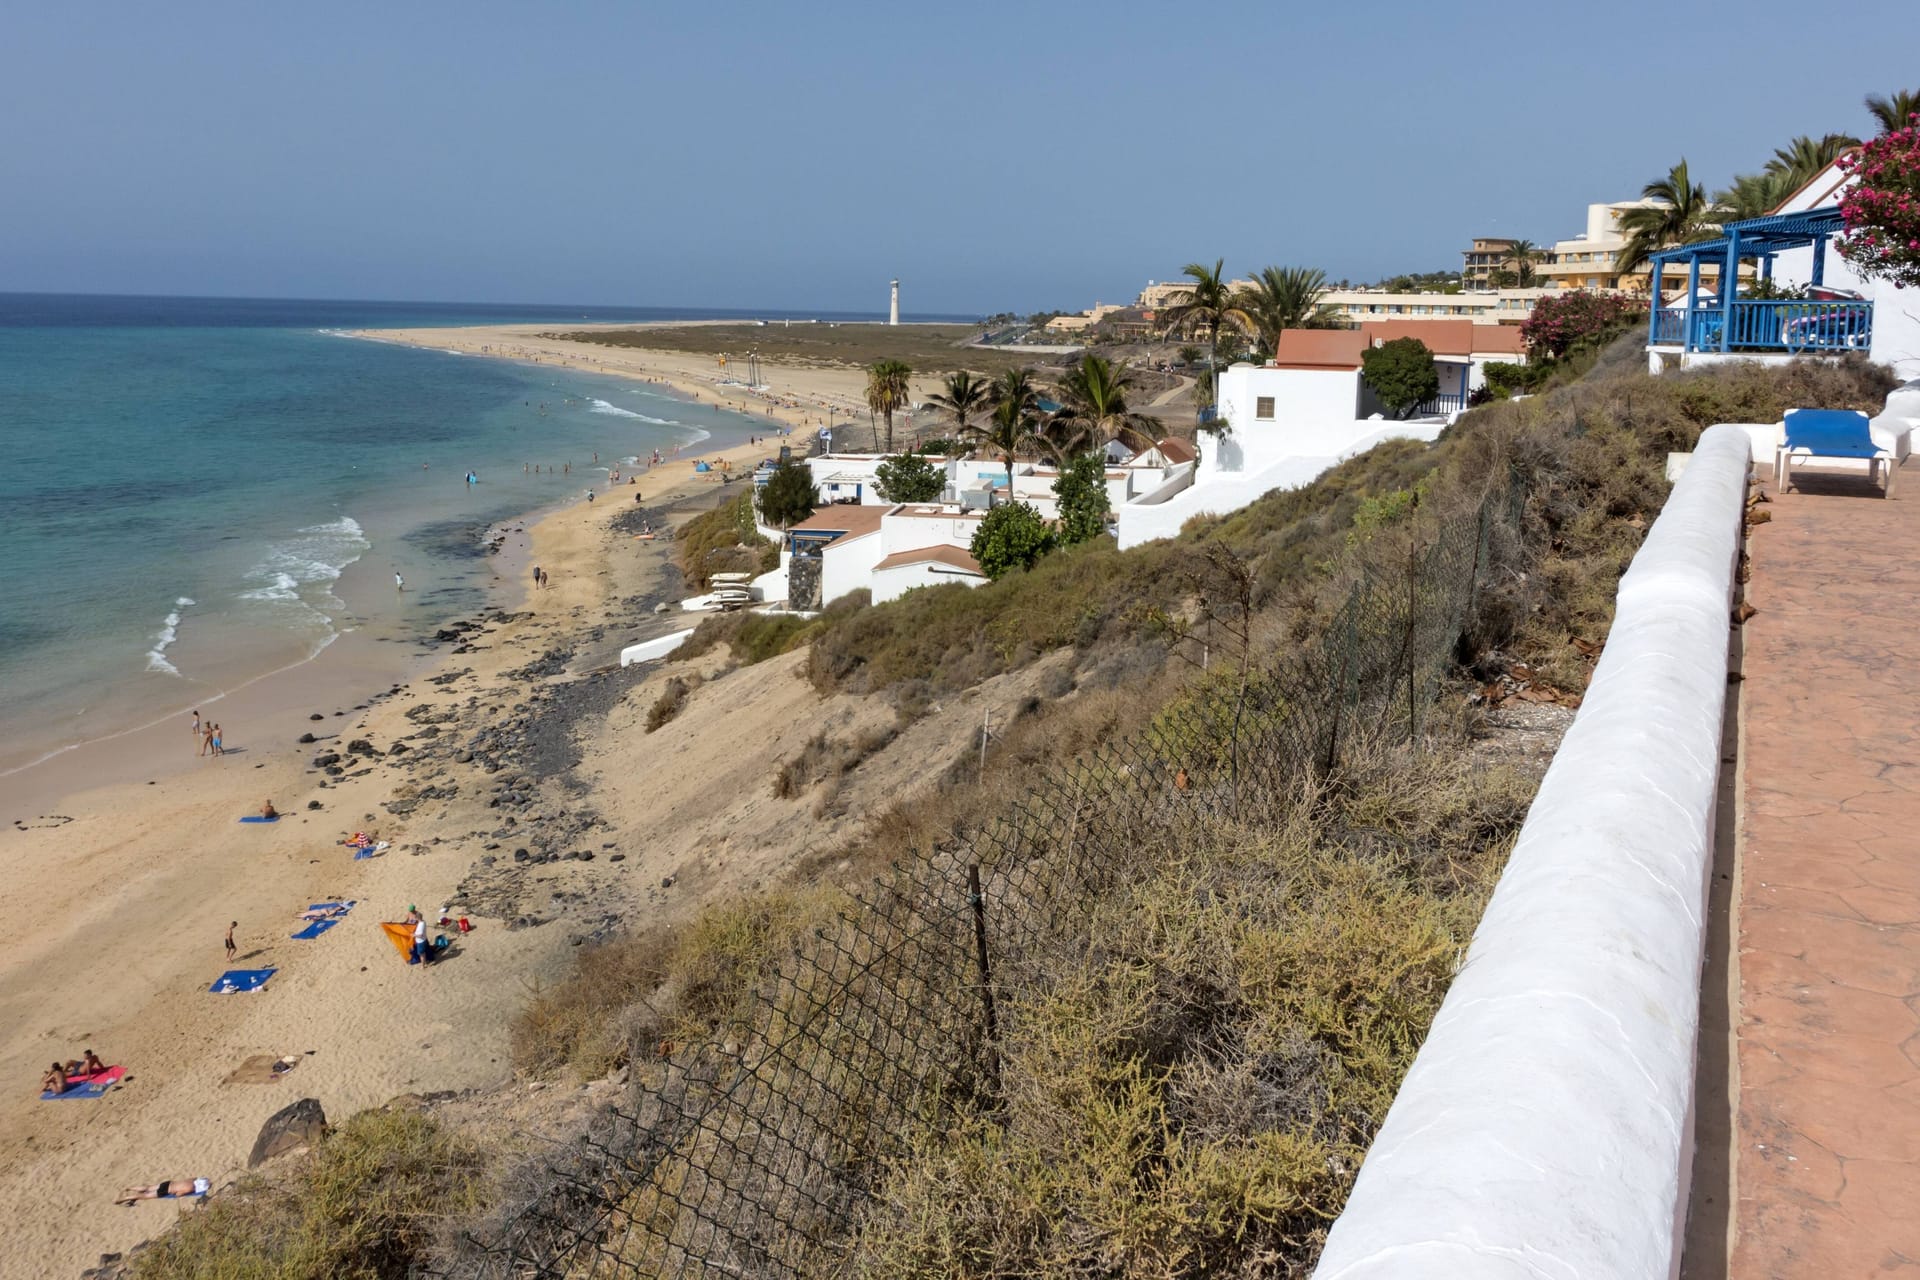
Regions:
[[966, 864, 1001, 1090]]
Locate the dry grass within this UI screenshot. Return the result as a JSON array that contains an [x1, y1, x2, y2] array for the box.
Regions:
[[675, 490, 778, 592], [129, 1109, 486, 1280]]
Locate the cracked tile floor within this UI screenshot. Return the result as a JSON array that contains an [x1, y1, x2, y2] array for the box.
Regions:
[[1733, 469, 1920, 1277]]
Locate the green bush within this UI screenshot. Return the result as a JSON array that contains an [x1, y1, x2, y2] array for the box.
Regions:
[[874, 452, 946, 503], [759, 460, 817, 528], [677, 492, 779, 592], [970, 501, 1056, 579], [1052, 452, 1112, 545], [1360, 337, 1440, 418]]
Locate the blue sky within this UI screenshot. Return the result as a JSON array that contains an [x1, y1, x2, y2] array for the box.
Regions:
[[2, 0, 1913, 315]]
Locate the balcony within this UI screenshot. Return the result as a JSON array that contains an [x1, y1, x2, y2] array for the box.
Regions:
[[1647, 207, 1872, 358], [1651, 298, 1874, 353]]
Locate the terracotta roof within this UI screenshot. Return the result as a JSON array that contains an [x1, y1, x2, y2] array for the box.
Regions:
[[1154, 437, 1196, 464], [790, 504, 888, 540], [872, 545, 984, 575], [1270, 329, 1369, 369], [1357, 319, 1480, 357], [1467, 326, 1527, 356]]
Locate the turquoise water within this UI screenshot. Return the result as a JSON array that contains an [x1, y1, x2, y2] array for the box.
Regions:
[[0, 293, 807, 770]]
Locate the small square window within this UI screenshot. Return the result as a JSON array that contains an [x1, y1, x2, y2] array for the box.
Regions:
[[1255, 396, 1275, 420]]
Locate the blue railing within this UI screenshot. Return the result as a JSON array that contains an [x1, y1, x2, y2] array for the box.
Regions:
[[1652, 300, 1872, 353]]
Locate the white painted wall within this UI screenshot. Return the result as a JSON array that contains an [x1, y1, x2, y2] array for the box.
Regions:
[[819, 533, 886, 605], [1313, 424, 1751, 1280], [618, 629, 694, 668], [871, 560, 986, 603], [1115, 423, 1444, 549], [1213, 364, 1363, 477]]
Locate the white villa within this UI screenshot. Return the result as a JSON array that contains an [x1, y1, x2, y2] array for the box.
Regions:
[[1645, 155, 1920, 382], [1116, 322, 1526, 549]]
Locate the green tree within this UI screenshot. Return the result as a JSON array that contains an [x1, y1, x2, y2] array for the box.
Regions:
[[969, 501, 1055, 579], [758, 460, 817, 528], [1765, 133, 1859, 188], [1158, 258, 1253, 419], [873, 452, 945, 503], [1505, 240, 1538, 288], [1051, 452, 1112, 545], [969, 367, 1046, 500], [1617, 159, 1717, 274], [1046, 353, 1158, 458], [865, 359, 913, 453], [1866, 88, 1920, 135], [1243, 265, 1337, 350], [1359, 337, 1440, 419], [1715, 170, 1795, 222], [926, 370, 991, 440]]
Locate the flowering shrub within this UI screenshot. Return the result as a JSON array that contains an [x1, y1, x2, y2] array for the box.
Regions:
[[1520, 290, 1645, 360], [1838, 116, 1920, 287]]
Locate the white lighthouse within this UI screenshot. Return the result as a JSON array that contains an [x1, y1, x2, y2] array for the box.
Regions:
[[889, 279, 900, 326]]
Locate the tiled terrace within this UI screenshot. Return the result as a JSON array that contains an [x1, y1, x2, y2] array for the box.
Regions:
[[1727, 463, 1920, 1276]]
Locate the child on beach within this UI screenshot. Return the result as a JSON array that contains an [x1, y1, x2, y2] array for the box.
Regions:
[[225, 921, 237, 960]]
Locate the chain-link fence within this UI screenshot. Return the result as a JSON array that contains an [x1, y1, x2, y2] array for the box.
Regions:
[[439, 483, 1518, 1279]]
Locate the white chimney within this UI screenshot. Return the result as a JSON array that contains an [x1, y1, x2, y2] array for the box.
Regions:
[[889, 279, 900, 326]]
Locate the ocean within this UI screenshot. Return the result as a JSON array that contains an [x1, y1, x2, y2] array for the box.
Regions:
[[0, 292, 839, 779]]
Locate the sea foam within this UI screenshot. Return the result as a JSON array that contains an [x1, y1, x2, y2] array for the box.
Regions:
[[239, 517, 371, 617], [145, 596, 196, 676], [589, 398, 678, 425]]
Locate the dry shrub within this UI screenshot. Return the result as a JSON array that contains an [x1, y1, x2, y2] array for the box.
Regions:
[[131, 1109, 486, 1280], [850, 744, 1535, 1277], [772, 724, 899, 798], [644, 673, 700, 733]]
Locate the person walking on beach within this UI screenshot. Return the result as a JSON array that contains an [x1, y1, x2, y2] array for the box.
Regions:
[[394, 572, 405, 591], [191, 710, 201, 743], [210, 724, 224, 756], [225, 921, 237, 960]]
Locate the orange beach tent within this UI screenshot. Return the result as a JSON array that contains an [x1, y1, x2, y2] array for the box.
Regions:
[[379, 923, 415, 961]]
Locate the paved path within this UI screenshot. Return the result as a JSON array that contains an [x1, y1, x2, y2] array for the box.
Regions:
[[1733, 466, 1920, 1277]]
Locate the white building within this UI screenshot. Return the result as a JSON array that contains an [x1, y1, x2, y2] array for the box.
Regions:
[[1116, 322, 1521, 549], [1646, 155, 1920, 382], [783, 503, 988, 608]]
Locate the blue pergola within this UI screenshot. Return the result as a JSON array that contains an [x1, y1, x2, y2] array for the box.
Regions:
[[1647, 207, 1872, 354]]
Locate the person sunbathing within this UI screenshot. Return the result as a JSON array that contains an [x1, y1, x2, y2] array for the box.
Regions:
[[60, 1050, 107, 1077], [42, 1063, 67, 1095], [116, 1177, 211, 1205], [295, 905, 347, 921], [259, 799, 278, 820]]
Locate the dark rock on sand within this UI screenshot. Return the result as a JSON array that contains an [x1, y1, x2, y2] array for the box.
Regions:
[[248, 1098, 328, 1168], [297, 732, 315, 744]]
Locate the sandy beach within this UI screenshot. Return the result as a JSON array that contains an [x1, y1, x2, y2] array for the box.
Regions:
[[353, 322, 954, 450], [0, 416, 772, 1275]]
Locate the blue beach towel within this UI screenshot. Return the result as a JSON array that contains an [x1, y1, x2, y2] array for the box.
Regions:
[[291, 902, 354, 940], [210, 968, 276, 994], [238, 815, 280, 824], [41, 1066, 125, 1100]]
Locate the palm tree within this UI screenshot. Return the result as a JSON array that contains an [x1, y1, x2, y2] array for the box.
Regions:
[[1866, 89, 1920, 135], [1763, 133, 1859, 189], [1505, 240, 1538, 288], [1046, 354, 1159, 459], [1158, 259, 1253, 417], [1243, 266, 1336, 351], [1715, 170, 1794, 222], [864, 359, 912, 453], [926, 370, 990, 442], [1617, 160, 1718, 275], [969, 367, 1046, 502]]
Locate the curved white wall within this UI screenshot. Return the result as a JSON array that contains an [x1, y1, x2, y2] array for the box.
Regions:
[[1314, 424, 1752, 1280]]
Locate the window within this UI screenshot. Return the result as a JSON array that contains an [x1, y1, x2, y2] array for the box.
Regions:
[[1255, 396, 1275, 420]]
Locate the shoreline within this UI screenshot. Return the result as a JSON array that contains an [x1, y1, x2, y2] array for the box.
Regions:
[[0, 338, 778, 1274]]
